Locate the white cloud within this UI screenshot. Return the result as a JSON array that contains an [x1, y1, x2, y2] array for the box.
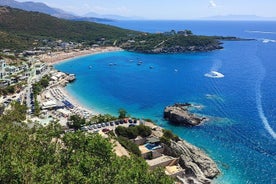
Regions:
[[209, 0, 217, 8]]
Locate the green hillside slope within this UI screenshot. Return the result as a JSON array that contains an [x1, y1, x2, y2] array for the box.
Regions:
[[0, 6, 137, 50]]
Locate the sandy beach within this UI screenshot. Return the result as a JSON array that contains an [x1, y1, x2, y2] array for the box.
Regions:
[[38, 46, 123, 65], [57, 86, 99, 116], [41, 47, 124, 118]]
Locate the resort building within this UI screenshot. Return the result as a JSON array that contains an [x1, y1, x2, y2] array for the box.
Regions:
[[0, 59, 6, 79], [139, 137, 164, 159], [137, 135, 185, 179], [35, 63, 48, 75]]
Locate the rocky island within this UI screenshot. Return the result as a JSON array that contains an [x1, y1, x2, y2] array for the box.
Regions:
[[164, 103, 208, 126]]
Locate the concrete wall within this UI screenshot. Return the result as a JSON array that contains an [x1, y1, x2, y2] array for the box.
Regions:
[[149, 157, 179, 170]]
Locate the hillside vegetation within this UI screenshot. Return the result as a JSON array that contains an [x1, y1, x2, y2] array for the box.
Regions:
[[0, 102, 173, 183], [0, 6, 236, 53], [0, 6, 137, 50], [120, 33, 223, 53]]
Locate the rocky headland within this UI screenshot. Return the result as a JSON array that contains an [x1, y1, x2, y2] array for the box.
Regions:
[[164, 103, 208, 126], [149, 44, 223, 54], [163, 139, 220, 184]]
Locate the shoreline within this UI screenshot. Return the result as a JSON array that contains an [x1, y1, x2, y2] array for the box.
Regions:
[[58, 86, 100, 116], [41, 48, 221, 183], [41, 46, 124, 117], [38, 46, 123, 65]]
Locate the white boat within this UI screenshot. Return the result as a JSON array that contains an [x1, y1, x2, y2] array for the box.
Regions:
[[204, 71, 224, 78]]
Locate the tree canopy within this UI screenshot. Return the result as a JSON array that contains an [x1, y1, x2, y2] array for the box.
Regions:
[[0, 104, 173, 184]]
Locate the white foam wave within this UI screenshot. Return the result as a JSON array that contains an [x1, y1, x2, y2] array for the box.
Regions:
[[256, 69, 276, 140], [205, 71, 224, 78], [262, 39, 276, 43], [246, 30, 276, 35]]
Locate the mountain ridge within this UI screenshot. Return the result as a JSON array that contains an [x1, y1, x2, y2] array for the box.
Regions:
[[0, 0, 77, 19]]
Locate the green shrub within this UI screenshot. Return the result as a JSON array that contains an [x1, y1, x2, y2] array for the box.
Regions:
[[115, 124, 152, 139], [115, 126, 138, 139], [117, 136, 141, 156], [136, 124, 152, 137], [161, 129, 180, 145]]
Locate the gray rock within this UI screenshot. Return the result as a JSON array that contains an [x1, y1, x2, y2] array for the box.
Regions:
[[164, 103, 207, 126], [164, 139, 220, 184]]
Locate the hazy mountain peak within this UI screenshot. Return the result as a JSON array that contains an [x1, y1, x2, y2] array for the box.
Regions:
[[0, 0, 76, 19]]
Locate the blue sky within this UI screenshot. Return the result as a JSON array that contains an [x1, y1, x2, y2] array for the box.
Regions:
[[17, 0, 276, 19]]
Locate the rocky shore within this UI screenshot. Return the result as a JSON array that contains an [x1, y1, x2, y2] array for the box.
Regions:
[[147, 44, 223, 54], [164, 103, 208, 126], [163, 139, 220, 184]]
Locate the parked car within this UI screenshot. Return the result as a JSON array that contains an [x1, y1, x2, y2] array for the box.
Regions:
[[102, 128, 110, 133], [80, 127, 88, 131]]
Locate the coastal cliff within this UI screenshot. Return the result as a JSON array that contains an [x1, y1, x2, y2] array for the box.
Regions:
[[121, 34, 224, 54], [149, 44, 223, 54], [163, 139, 220, 184], [164, 103, 207, 126]]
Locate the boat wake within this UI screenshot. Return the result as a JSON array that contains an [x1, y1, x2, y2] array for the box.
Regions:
[[262, 39, 276, 43], [256, 67, 276, 140], [205, 59, 224, 78]]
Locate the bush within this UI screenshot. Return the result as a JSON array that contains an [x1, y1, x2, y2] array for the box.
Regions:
[[136, 125, 152, 138], [67, 115, 86, 130], [117, 136, 141, 156], [160, 129, 180, 145], [90, 114, 117, 124], [160, 136, 171, 146], [115, 124, 152, 139], [115, 126, 138, 139]]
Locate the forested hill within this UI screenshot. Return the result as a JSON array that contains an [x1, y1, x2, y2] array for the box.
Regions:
[[0, 6, 137, 50], [0, 6, 240, 53]]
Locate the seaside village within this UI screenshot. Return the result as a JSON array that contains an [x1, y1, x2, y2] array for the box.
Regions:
[[0, 45, 216, 184]]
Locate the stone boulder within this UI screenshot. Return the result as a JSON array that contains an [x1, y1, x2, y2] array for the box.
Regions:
[[164, 103, 207, 126], [163, 139, 220, 184]]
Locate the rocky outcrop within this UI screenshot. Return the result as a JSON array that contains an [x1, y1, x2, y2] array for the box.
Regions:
[[163, 139, 220, 184], [67, 74, 76, 83], [149, 44, 223, 54], [164, 103, 207, 126]]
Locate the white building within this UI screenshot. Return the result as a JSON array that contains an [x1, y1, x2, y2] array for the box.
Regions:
[[0, 59, 6, 79]]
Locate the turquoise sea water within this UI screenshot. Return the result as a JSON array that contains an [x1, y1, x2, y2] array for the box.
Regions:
[[55, 21, 276, 184]]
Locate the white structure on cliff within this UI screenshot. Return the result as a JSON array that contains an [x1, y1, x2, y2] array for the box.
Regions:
[[0, 59, 6, 79]]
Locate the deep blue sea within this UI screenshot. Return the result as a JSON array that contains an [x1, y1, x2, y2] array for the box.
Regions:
[[55, 21, 276, 184]]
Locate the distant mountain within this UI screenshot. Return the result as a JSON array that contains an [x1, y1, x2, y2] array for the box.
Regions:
[[0, 0, 116, 22], [203, 14, 276, 21], [0, 0, 76, 19], [84, 12, 143, 20]]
